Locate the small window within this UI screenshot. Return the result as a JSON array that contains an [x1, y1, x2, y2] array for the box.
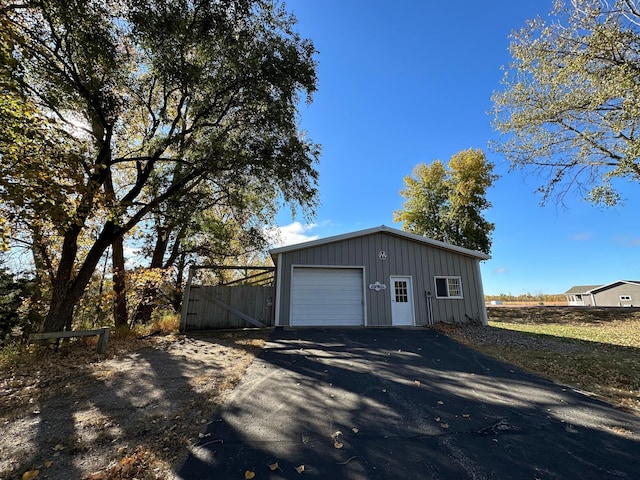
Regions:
[[394, 280, 409, 303], [435, 276, 463, 299], [620, 295, 632, 301]]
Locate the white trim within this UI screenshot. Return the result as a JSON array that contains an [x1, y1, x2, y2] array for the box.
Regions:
[[390, 275, 415, 326], [270, 225, 490, 260], [434, 276, 464, 299], [289, 265, 366, 327], [474, 261, 488, 326], [274, 258, 283, 326]]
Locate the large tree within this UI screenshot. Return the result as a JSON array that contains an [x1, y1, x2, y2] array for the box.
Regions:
[[394, 148, 496, 255], [0, 0, 319, 332], [492, 0, 640, 206]]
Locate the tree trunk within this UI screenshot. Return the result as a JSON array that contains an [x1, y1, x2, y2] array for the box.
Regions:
[[42, 223, 116, 332], [131, 232, 169, 325], [171, 251, 187, 312], [104, 168, 129, 329], [112, 237, 128, 329]]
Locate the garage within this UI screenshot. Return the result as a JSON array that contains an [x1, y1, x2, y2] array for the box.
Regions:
[[290, 267, 364, 326], [270, 225, 490, 327]]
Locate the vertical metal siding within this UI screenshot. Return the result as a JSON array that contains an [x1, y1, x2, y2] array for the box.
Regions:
[[275, 232, 486, 326]]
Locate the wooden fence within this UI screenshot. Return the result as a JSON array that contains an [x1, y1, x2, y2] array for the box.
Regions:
[[181, 285, 274, 330]]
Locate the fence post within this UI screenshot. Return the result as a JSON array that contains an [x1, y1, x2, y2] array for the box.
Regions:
[[97, 327, 110, 354]]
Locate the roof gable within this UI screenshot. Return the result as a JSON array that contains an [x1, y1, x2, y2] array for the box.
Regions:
[[269, 225, 491, 260], [565, 280, 640, 295], [590, 280, 640, 294], [564, 285, 602, 295]]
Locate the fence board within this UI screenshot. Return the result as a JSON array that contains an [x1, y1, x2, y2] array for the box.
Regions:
[[183, 285, 274, 330]]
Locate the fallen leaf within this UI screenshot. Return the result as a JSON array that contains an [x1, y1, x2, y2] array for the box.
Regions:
[[295, 464, 305, 474], [462, 414, 470, 418], [331, 430, 342, 438], [244, 470, 255, 479], [440, 423, 449, 429], [382, 389, 387, 393], [44, 461, 53, 468], [434, 417, 441, 422], [414, 380, 421, 386], [22, 470, 39, 480], [351, 427, 359, 434], [268, 462, 280, 471], [333, 440, 344, 449], [52, 444, 65, 451], [437, 400, 444, 405]]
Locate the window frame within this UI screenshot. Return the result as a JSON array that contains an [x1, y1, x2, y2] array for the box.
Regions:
[[434, 276, 464, 299], [620, 295, 632, 301]]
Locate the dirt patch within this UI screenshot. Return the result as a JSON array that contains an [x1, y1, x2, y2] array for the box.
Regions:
[[487, 305, 640, 324], [0, 330, 269, 479]]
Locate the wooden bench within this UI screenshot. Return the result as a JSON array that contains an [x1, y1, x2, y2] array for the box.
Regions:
[[29, 327, 111, 354]]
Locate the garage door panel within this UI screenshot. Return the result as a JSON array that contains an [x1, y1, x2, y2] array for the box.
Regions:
[[291, 267, 364, 326]]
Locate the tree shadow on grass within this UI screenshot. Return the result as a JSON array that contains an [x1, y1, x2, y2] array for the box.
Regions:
[[179, 328, 640, 479]]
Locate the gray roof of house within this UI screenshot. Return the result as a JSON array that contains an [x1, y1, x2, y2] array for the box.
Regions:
[[565, 280, 640, 295], [269, 225, 491, 260], [564, 285, 602, 295]]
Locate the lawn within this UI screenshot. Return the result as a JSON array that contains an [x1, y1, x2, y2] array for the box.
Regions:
[[439, 307, 640, 415]]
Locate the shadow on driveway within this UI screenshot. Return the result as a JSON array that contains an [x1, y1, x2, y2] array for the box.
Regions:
[[178, 328, 640, 479]]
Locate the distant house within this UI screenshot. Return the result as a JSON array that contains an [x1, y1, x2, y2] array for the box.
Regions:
[[565, 281, 640, 307]]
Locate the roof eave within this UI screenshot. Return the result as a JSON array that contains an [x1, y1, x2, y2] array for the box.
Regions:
[[268, 225, 491, 260]]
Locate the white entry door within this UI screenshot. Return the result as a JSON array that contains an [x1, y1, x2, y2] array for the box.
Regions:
[[390, 276, 415, 326]]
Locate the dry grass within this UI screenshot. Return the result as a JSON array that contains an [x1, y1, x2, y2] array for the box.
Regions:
[[439, 307, 640, 415], [0, 329, 269, 479]]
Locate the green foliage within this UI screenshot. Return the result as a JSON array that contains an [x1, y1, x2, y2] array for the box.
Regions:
[[394, 148, 497, 254], [0, 0, 320, 331], [0, 267, 32, 343], [492, 0, 640, 205]]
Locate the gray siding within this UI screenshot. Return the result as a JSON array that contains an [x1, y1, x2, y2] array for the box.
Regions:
[[274, 232, 486, 326], [593, 283, 640, 306]]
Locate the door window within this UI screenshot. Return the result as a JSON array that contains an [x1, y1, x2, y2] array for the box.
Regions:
[[394, 280, 408, 302]]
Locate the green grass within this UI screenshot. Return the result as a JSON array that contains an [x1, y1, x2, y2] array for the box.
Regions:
[[442, 307, 640, 414], [492, 319, 640, 348]]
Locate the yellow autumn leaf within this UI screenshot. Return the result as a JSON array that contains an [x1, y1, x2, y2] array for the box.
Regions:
[[22, 471, 39, 480], [244, 470, 255, 479], [295, 465, 305, 474], [268, 462, 279, 471], [334, 440, 344, 449]]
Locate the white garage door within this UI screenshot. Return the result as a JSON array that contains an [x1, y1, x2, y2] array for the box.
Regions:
[[290, 267, 364, 326]]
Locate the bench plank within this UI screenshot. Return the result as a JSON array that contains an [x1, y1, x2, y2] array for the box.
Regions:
[[29, 327, 110, 354]]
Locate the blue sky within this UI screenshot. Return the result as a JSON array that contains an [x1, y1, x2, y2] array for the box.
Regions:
[[272, 0, 640, 296]]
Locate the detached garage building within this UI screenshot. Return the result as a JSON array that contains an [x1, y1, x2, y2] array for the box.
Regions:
[[269, 225, 490, 327]]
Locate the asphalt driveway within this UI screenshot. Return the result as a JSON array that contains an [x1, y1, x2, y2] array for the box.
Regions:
[[178, 328, 640, 479]]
